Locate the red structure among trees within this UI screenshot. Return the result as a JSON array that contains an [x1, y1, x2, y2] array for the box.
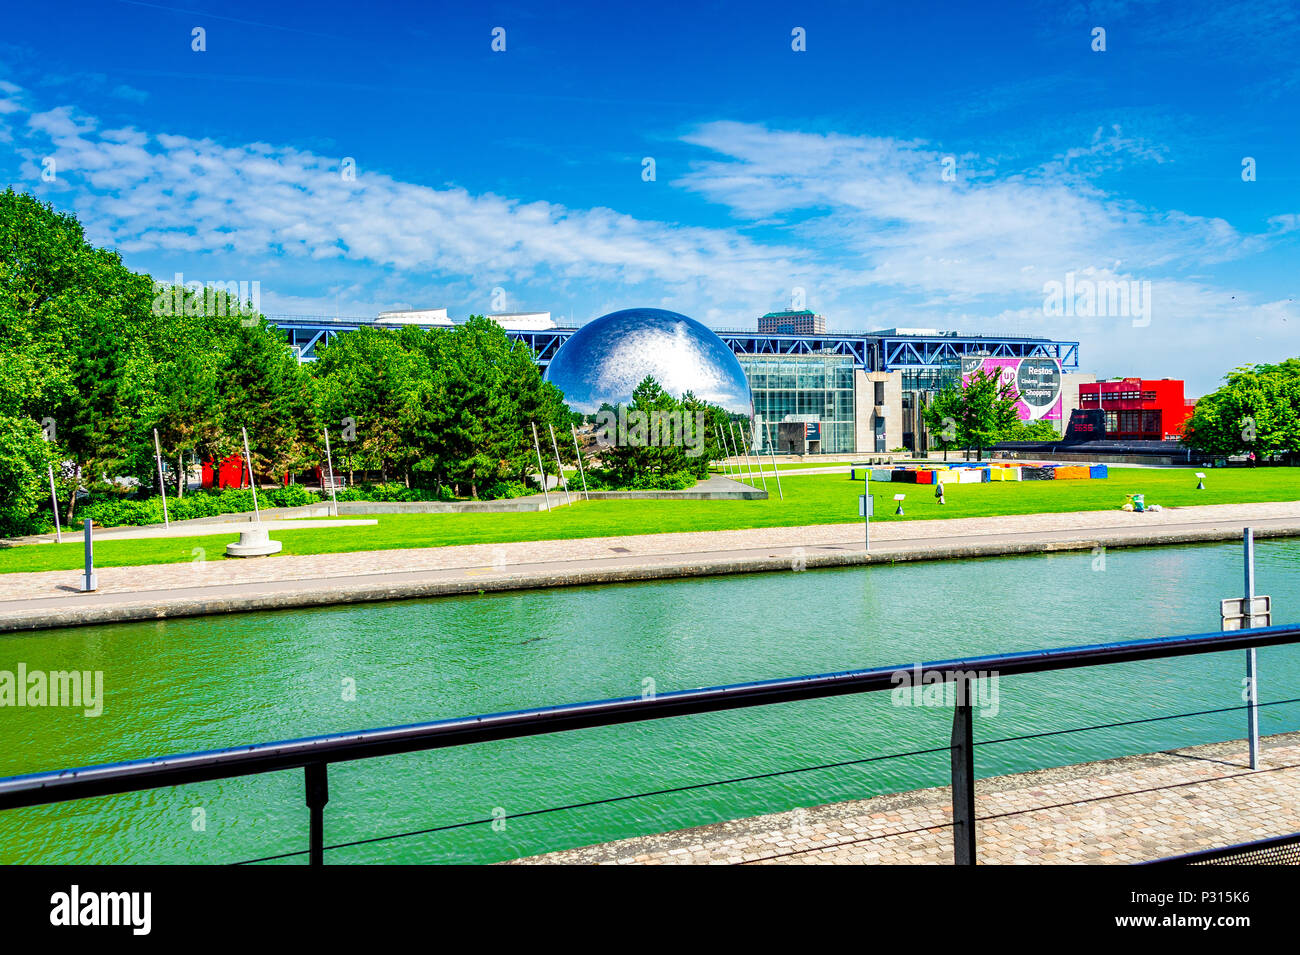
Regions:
[[201, 455, 250, 490], [1078, 378, 1194, 440]]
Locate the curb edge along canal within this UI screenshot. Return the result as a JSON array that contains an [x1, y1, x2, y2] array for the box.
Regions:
[[3, 520, 1298, 633]]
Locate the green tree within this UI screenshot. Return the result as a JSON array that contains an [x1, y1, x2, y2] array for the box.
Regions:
[[922, 368, 1022, 459], [681, 392, 730, 479], [401, 316, 569, 498], [0, 192, 157, 519], [146, 333, 223, 498], [1003, 419, 1061, 441], [221, 319, 318, 484], [313, 325, 420, 483], [597, 377, 729, 485], [601, 377, 678, 481], [0, 416, 56, 536], [0, 189, 86, 417], [1183, 359, 1300, 457]]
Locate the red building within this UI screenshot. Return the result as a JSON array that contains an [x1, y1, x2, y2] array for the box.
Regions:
[[1077, 378, 1194, 441], [201, 455, 250, 490], [201, 455, 293, 489]]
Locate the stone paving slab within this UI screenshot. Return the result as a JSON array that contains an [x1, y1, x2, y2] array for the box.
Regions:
[[511, 733, 1300, 865], [35, 518, 379, 543], [0, 501, 1297, 631]]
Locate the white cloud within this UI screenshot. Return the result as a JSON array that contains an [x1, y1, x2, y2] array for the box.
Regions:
[[3, 80, 1296, 393], [676, 121, 1260, 301], [673, 121, 1298, 390], [11, 93, 824, 307]]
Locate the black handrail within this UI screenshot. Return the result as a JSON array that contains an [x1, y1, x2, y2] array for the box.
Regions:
[[2, 623, 1297, 864]]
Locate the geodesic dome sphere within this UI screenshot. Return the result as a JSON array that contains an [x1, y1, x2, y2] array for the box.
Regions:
[[545, 307, 753, 416]]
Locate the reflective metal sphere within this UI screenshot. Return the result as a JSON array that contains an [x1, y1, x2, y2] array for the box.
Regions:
[[546, 307, 753, 416]]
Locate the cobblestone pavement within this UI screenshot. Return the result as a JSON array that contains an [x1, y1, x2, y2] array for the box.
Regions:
[[512, 734, 1300, 865], [2, 500, 1296, 605]]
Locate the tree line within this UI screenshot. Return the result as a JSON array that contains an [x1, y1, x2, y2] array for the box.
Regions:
[[1182, 359, 1300, 459], [0, 189, 571, 535], [923, 360, 1300, 461], [591, 375, 742, 488]]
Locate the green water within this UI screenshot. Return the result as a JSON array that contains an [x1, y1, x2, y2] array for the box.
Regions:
[[1, 540, 1297, 864]]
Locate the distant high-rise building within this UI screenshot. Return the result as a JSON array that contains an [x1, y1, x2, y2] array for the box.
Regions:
[[759, 308, 825, 335]]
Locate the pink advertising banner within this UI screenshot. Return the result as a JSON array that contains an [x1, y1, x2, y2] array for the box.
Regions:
[[961, 357, 1063, 421]]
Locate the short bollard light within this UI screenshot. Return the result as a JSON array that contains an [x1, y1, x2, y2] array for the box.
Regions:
[[893, 492, 906, 516], [1196, 472, 1206, 490]]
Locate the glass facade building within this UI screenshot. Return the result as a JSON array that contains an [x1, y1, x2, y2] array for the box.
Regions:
[[899, 362, 960, 394], [738, 354, 856, 453]]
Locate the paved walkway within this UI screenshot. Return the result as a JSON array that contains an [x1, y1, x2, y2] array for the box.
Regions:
[[36, 518, 378, 543], [512, 733, 1300, 865], [1, 501, 1297, 630]]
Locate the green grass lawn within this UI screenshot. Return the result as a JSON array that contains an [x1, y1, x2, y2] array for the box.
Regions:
[[2, 468, 1295, 575]]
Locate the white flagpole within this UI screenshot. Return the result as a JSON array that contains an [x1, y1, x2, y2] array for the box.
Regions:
[[570, 424, 590, 501], [48, 464, 62, 543], [241, 427, 261, 524], [153, 428, 170, 528], [765, 421, 783, 500], [323, 428, 339, 517], [548, 423, 572, 506], [715, 426, 733, 477], [530, 422, 551, 509], [750, 419, 768, 492]]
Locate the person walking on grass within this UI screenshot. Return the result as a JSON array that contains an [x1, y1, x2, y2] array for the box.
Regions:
[[934, 477, 946, 505]]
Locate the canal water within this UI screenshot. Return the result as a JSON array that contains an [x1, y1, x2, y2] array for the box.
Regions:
[[1, 539, 1297, 864]]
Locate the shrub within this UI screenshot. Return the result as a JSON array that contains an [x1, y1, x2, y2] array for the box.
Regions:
[[482, 480, 529, 500], [583, 469, 697, 491], [335, 483, 454, 503], [82, 486, 326, 527]]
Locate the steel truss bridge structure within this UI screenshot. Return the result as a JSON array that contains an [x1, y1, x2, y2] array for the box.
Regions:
[[268, 315, 1079, 373]]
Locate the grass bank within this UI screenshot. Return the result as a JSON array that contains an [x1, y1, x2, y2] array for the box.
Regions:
[[2, 468, 1294, 574]]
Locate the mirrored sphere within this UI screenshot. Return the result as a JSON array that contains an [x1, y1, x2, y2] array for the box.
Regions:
[[545, 307, 754, 417]]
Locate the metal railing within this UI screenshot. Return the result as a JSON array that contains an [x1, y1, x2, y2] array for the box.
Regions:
[[1, 624, 1297, 865]]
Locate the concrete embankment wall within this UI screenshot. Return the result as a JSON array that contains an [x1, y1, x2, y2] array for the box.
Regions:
[[4, 520, 1298, 632]]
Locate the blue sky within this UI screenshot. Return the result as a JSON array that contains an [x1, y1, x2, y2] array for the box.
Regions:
[[2, 0, 1296, 392]]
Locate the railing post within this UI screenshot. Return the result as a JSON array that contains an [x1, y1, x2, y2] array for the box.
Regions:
[[951, 674, 976, 865], [305, 762, 329, 866], [1243, 527, 1260, 770], [82, 519, 97, 592]]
